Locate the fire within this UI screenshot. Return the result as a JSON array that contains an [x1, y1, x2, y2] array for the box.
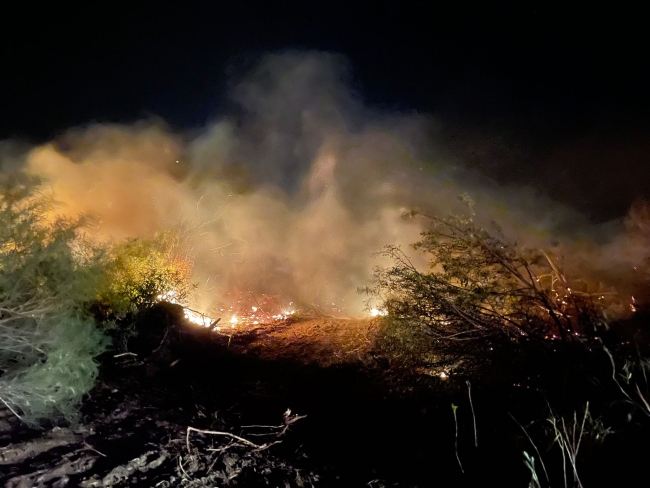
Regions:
[[156, 289, 296, 331], [370, 308, 388, 317], [184, 309, 213, 327], [157, 281, 384, 331], [156, 290, 216, 327], [158, 288, 391, 330]]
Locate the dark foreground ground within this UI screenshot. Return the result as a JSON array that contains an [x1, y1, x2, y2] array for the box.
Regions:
[[2, 308, 649, 487]]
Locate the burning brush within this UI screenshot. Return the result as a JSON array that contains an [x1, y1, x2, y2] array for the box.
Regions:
[[156, 290, 296, 333]]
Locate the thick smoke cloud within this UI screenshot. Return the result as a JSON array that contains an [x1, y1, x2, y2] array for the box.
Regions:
[[3, 51, 648, 315]]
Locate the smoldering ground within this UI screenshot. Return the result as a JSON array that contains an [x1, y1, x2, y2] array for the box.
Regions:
[[2, 51, 648, 315]]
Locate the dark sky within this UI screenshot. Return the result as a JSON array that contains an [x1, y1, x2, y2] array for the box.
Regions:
[[2, 2, 648, 220]]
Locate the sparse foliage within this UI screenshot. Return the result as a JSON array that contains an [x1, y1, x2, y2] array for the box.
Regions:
[[546, 402, 611, 488], [371, 204, 608, 348], [365, 200, 615, 376], [604, 345, 650, 418]]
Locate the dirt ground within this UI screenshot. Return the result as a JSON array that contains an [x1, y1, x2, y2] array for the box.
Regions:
[[3, 310, 645, 487], [0, 315, 400, 488]]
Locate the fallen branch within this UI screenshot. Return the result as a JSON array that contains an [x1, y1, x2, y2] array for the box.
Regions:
[[242, 408, 308, 437], [186, 426, 261, 452], [83, 441, 107, 458], [113, 352, 138, 358], [186, 409, 307, 457]]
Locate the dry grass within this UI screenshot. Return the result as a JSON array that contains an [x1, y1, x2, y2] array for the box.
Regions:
[[226, 316, 381, 367]]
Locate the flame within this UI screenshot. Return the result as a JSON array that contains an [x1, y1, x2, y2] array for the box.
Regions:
[[370, 308, 388, 317], [156, 290, 216, 327], [156, 289, 297, 331], [184, 308, 213, 327]]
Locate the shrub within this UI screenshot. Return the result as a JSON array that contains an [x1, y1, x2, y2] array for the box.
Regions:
[[0, 176, 195, 423], [368, 202, 611, 370], [0, 178, 109, 424], [0, 316, 107, 424], [94, 233, 194, 322]]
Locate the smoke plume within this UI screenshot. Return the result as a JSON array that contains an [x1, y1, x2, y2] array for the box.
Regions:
[[3, 51, 648, 316]]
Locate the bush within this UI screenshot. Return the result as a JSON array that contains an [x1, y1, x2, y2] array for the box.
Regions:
[[94, 233, 194, 322], [368, 203, 611, 371], [0, 316, 107, 424], [0, 176, 196, 424], [0, 178, 109, 424]]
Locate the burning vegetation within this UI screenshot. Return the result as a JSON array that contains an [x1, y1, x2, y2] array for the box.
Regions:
[[1, 53, 650, 487], [1, 166, 649, 486]]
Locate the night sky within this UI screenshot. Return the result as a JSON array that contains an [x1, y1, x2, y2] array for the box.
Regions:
[[2, 2, 648, 221]]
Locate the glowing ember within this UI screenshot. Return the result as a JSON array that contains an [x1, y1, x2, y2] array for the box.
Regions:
[[157, 289, 297, 331], [184, 309, 212, 327], [157, 290, 216, 328], [370, 308, 388, 317]]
